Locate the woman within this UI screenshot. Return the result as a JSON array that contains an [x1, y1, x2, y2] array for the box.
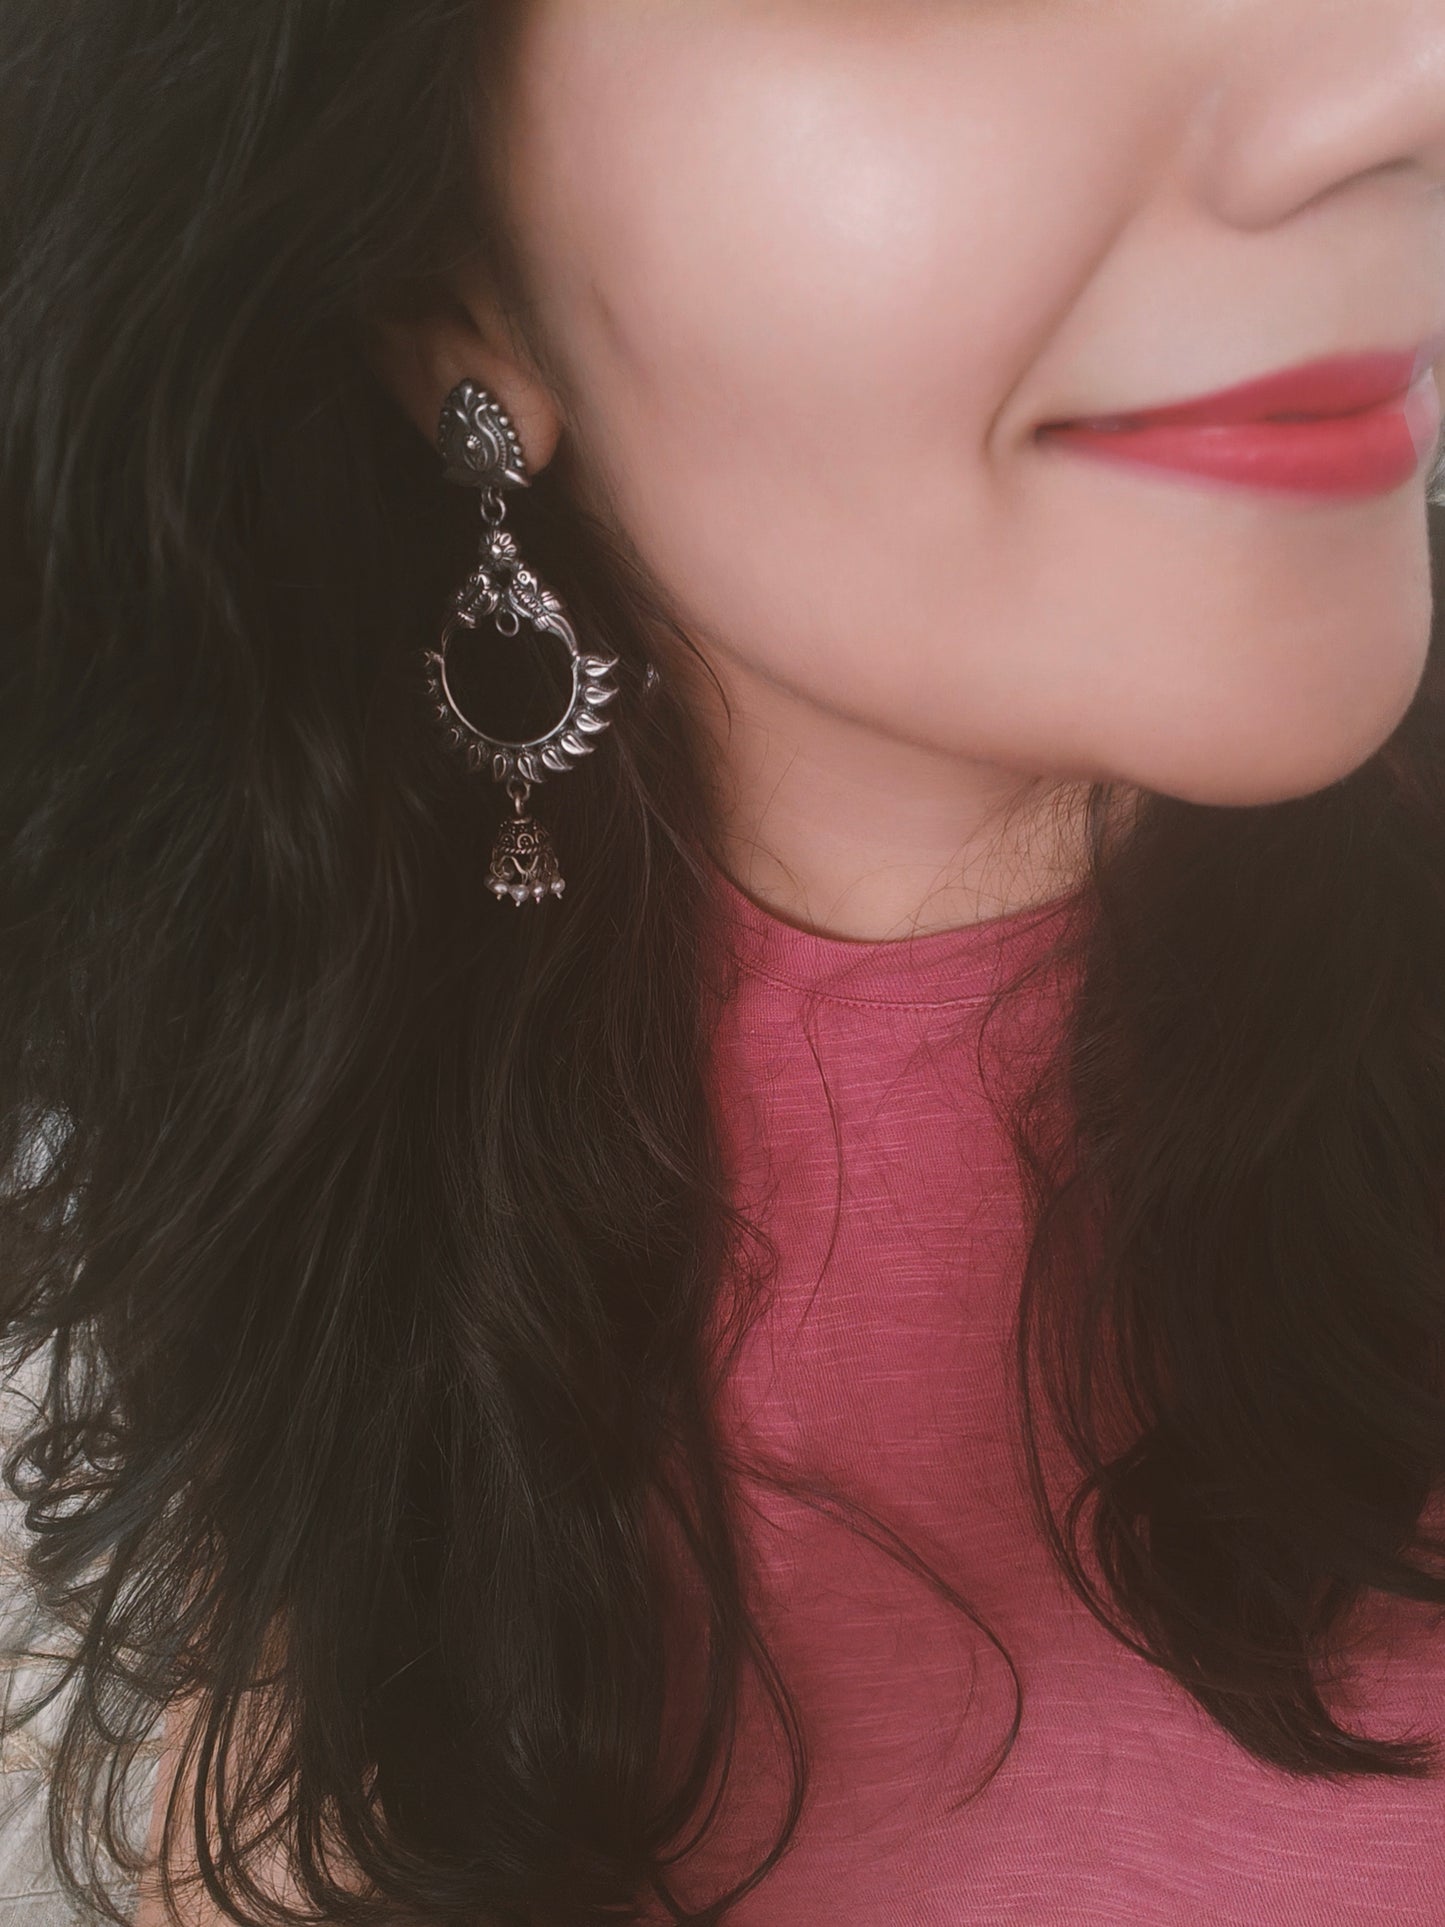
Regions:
[[4, 1, 1445, 1921]]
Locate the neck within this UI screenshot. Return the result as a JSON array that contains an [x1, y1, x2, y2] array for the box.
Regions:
[[686, 648, 1102, 943]]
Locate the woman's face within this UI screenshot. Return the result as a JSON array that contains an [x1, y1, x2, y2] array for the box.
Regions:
[[430, 0, 1445, 929]]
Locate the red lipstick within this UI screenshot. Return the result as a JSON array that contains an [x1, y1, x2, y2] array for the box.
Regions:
[[1038, 339, 1445, 499]]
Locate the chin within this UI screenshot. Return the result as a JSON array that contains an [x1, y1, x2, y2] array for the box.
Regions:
[[1142, 731, 1407, 810]]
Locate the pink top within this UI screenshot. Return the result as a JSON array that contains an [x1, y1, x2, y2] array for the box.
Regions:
[[654, 862, 1445, 1925]]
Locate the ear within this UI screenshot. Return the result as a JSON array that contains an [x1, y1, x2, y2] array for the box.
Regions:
[[363, 277, 563, 477]]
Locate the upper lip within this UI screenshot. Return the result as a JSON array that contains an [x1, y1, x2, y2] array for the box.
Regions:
[[1047, 332, 1445, 429]]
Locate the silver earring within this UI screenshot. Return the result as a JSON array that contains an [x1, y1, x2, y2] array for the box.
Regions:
[[425, 378, 619, 905]]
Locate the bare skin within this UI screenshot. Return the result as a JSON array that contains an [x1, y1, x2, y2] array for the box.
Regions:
[[379, 0, 1445, 941], [139, 0, 1445, 1917], [134, 1699, 283, 1926]]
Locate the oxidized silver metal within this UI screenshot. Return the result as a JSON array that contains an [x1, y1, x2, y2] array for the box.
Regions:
[[426, 381, 622, 904], [437, 377, 531, 492], [488, 778, 565, 904], [424, 519, 620, 792]]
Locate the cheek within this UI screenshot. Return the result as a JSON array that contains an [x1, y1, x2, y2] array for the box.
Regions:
[[506, 5, 1430, 808], [511, 11, 1139, 673], [515, 7, 1135, 424]]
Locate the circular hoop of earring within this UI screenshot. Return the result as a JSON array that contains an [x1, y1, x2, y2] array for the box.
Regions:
[[424, 378, 620, 905]]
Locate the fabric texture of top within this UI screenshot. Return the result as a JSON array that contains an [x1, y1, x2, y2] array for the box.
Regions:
[[651, 859, 1445, 1926]]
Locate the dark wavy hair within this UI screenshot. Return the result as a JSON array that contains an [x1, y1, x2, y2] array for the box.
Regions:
[[5, 4, 1445, 1923]]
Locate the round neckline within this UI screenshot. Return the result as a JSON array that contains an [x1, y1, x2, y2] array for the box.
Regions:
[[704, 857, 1090, 1010]]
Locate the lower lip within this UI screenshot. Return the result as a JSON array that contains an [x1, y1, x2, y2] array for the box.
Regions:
[[1036, 369, 1442, 499]]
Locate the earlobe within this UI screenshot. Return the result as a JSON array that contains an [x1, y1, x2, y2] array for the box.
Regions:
[[362, 298, 563, 477]]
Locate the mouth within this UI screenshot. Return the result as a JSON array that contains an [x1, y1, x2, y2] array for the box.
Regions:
[[1039, 336, 1445, 435], [1032, 343, 1445, 501], [1051, 392, 1413, 433]]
